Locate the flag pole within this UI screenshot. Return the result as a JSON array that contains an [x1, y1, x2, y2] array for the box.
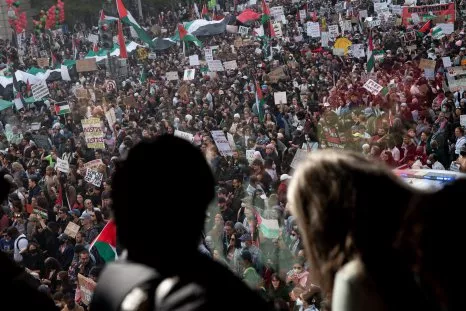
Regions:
[[183, 40, 186, 56]]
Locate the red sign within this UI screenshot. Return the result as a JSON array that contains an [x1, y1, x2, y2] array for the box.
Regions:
[[402, 3, 455, 26]]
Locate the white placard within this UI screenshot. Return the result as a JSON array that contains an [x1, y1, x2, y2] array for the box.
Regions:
[[442, 57, 452, 68], [359, 10, 368, 19], [340, 20, 352, 32], [299, 10, 306, 20], [148, 53, 157, 60], [207, 60, 224, 72], [189, 55, 200, 66], [411, 13, 420, 24], [31, 82, 50, 101], [328, 25, 339, 38], [166, 71, 179, 81], [84, 169, 103, 187], [294, 35, 303, 42], [307, 22, 320, 38], [274, 91, 287, 105], [56, 158, 70, 174], [390, 5, 402, 15], [271, 21, 283, 38], [246, 149, 259, 164], [211, 130, 234, 157], [174, 130, 194, 142], [238, 26, 249, 36], [204, 48, 213, 61], [223, 60, 238, 70], [183, 69, 196, 81], [363, 79, 383, 95], [105, 108, 117, 129], [368, 19, 381, 28], [351, 44, 365, 58], [321, 32, 329, 47], [270, 6, 284, 18], [333, 48, 345, 56]]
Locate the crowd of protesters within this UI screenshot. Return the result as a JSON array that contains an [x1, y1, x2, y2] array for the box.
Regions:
[[1, 0, 466, 310]]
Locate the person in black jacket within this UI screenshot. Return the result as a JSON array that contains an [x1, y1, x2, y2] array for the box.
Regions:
[[91, 136, 273, 311], [0, 169, 57, 311]]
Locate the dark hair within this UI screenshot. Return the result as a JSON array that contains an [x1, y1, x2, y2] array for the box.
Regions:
[[111, 136, 215, 254]]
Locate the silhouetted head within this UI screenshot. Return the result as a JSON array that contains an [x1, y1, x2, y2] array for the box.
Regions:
[[288, 150, 417, 296], [111, 135, 215, 267]]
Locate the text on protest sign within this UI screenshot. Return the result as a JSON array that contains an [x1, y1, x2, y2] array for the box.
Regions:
[[211, 130, 234, 157], [84, 169, 104, 187], [204, 48, 214, 61], [207, 60, 225, 72], [223, 60, 238, 70], [81, 118, 105, 149], [274, 92, 287, 105], [363, 79, 384, 95], [56, 158, 70, 174], [174, 130, 194, 143], [189, 55, 200, 66], [166, 71, 179, 81], [105, 108, 117, 129], [238, 26, 249, 36], [64, 222, 80, 239], [78, 274, 96, 306], [76, 59, 98, 72], [31, 82, 50, 101]]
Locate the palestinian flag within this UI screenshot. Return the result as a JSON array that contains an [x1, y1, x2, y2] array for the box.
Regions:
[[90, 219, 118, 262], [55, 102, 70, 115], [99, 10, 118, 24], [255, 81, 265, 122], [152, 37, 176, 50], [201, 4, 210, 20], [431, 26, 445, 40], [366, 34, 375, 73], [419, 20, 432, 33], [178, 24, 203, 48], [116, 0, 153, 47], [261, 0, 271, 24], [117, 20, 128, 59], [237, 9, 261, 24]]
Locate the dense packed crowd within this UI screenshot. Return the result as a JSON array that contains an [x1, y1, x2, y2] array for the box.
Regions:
[[1, 0, 466, 310]]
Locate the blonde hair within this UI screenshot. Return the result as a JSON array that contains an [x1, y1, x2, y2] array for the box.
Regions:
[[288, 150, 417, 298], [11, 162, 24, 172]]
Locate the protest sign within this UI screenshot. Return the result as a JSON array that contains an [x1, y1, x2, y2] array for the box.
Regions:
[[211, 130, 234, 156], [56, 158, 70, 174], [148, 52, 157, 60], [419, 58, 436, 70], [328, 25, 339, 38], [64, 222, 80, 239], [189, 55, 200, 66], [174, 130, 194, 142], [183, 69, 196, 80], [78, 274, 96, 306], [87, 34, 99, 44], [32, 134, 51, 150], [290, 149, 310, 169], [238, 26, 249, 36], [36, 58, 49, 68], [401, 3, 455, 26], [76, 59, 98, 72], [166, 71, 179, 81], [84, 169, 103, 187], [442, 56, 452, 68], [105, 108, 117, 129], [31, 82, 50, 101], [363, 79, 384, 95], [351, 44, 365, 58], [267, 67, 287, 83], [307, 22, 321, 37], [270, 6, 284, 18], [84, 159, 104, 171], [207, 60, 224, 72], [81, 118, 105, 149], [299, 9, 306, 20], [204, 48, 214, 61], [271, 21, 283, 38], [274, 92, 287, 105], [223, 60, 238, 70], [246, 149, 260, 164]]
